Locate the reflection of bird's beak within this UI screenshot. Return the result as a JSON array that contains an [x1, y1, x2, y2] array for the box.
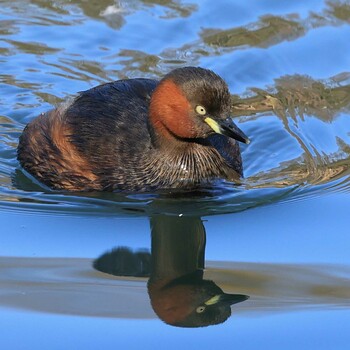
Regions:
[[205, 117, 250, 144], [220, 293, 249, 305], [205, 293, 249, 306]]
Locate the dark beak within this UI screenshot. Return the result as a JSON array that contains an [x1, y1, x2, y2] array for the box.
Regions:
[[219, 118, 250, 144], [219, 293, 249, 306], [205, 293, 249, 307], [205, 117, 250, 144]]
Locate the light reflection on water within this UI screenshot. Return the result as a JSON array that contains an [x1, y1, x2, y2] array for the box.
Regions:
[[1, 0, 350, 346], [2, 256, 350, 318]]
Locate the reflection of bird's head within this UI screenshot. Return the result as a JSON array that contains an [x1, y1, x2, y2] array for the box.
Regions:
[[148, 271, 248, 328]]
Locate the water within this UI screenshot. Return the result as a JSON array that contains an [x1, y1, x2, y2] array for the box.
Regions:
[[1, 0, 350, 348]]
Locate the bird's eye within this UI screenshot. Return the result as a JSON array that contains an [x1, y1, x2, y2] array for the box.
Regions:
[[195, 105, 207, 116], [196, 306, 206, 313]]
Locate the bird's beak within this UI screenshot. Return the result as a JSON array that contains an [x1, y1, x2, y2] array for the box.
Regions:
[[205, 117, 250, 144], [205, 293, 249, 306], [219, 293, 249, 305]]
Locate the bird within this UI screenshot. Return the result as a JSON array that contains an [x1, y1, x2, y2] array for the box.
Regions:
[[17, 66, 250, 192]]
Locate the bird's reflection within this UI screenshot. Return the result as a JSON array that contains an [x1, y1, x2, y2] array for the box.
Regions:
[[93, 215, 248, 327]]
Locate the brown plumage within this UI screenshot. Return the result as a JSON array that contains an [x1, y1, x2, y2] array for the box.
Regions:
[[17, 67, 250, 192]]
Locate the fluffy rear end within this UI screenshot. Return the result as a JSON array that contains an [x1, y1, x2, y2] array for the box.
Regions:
[[17, 107, 100, 191]]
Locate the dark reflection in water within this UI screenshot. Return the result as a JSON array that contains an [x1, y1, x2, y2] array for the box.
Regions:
[[234, 74, 350, 190], [232, 74, 350, 121], [94, 215, 249, 327], [200, 1, 350, 52], [1, 0, 349, 93]]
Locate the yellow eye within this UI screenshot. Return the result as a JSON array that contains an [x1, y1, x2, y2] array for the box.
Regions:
[[196, 306, 206, 313], [195, 105, 207, 116]]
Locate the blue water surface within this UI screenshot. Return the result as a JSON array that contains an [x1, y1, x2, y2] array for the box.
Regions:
[[1, 0, 350, 349]]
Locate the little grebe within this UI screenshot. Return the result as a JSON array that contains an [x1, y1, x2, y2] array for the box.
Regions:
[[17, 67, 250, 192]]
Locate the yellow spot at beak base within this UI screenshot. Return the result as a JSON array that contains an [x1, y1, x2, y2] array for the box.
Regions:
[[204, 294, 221, 306], [204, 117, 222, 134]]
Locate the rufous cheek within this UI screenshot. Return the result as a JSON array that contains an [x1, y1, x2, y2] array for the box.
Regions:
[[149, 79, 197, 139]]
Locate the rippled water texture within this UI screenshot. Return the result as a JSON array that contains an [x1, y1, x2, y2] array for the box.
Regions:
[[1, 0, 350, 349]]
